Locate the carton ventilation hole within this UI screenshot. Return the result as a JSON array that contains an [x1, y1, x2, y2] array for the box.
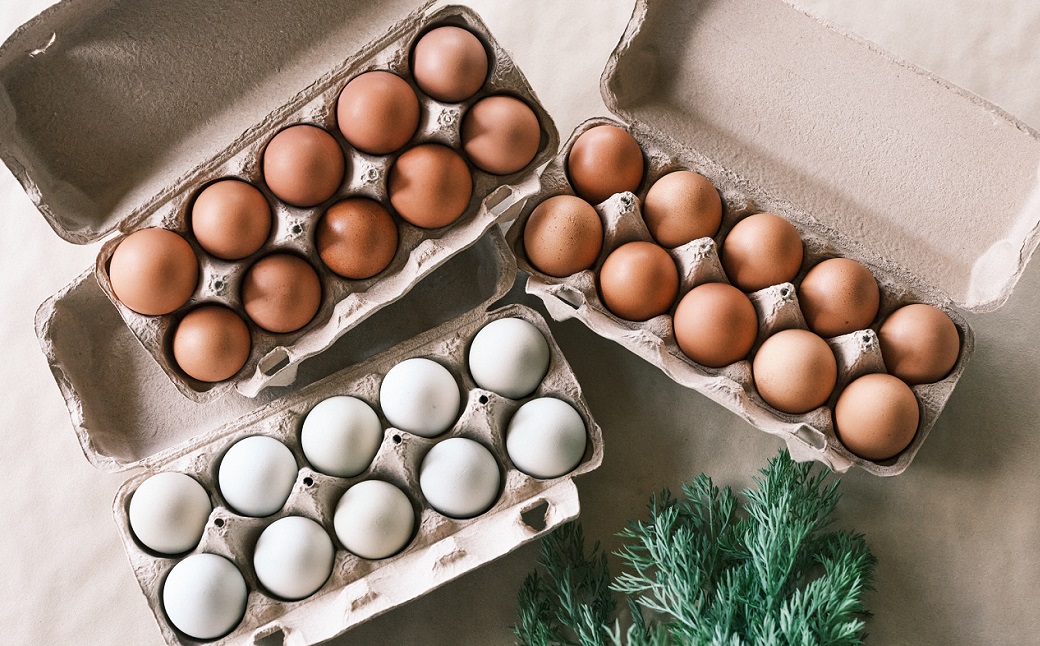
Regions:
[[478, 395, 489, 404], [214, 518, 225, 528], [254, 628, 285, 646], [520, 500, 550, 532], [303, 477, 314, 487], [259, 349, 291, 377], [291, 223, 303, 235], [556, 287, 584, 310], [794, 425, 827, 451], [392, 434, 402, 445], [779, 287, 790, 298]]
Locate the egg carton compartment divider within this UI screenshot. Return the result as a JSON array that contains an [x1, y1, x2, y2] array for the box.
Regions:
[[113, 303, 603, 645]]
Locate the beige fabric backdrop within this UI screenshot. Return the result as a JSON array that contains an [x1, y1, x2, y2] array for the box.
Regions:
[[2, 1, 1038, 644]]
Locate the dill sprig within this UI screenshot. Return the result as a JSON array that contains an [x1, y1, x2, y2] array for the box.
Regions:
[[514, 450, 877, 646]]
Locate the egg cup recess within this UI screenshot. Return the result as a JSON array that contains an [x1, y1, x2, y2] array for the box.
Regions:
[[111, 303, 602, 645], [92, 4, 559, 404], [505, 116, 974, 477]]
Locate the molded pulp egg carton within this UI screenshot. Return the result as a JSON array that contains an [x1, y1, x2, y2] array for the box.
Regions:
[[507, 0, 1040, 475], [1, 0, 558, 402]]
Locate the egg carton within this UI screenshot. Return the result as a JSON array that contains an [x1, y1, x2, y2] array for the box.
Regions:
[[112, 301, 603, 645], [506, 115, 974, 476], [79, 3, 558, 403]]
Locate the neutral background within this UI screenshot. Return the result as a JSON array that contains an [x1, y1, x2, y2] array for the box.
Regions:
[[3, 1, 1040, 644]]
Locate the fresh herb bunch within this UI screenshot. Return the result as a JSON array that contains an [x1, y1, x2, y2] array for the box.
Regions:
[[515, 450, 877, 646]]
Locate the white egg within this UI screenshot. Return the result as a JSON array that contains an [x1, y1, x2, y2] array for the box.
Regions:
[[129, 472, 211, 555], [334, 480, 415, 559], [506, 398, 587, 479], [301, 396, 383, 477], [218, 436, 298, 517], [468, 317, 551, 399], [162, 553, 247, 640], [379, 358, 461, 438], [419, 437, 500, 518], [253, 516, 335, 601]]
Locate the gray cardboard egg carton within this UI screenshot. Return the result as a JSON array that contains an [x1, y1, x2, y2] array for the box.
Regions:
[[92, 4, 559, 403], [506, 117, 974, 476], [112, 303, 603, 646]]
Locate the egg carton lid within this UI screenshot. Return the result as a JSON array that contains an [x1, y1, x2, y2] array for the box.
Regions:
[[602, 0, 1040, 314], [0, 0, 441, 244]]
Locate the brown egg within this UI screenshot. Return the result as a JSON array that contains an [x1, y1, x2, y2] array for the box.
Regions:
[[411, 26, 488, 103], [879, 304, 960, 385], [523, 195, 602, 277], [835, 373, 919, 461], [262, 125, 345, 207], [336, 71, 420, 155], [388, 144, 473, 228], [109, 228, 199, 316], [566, 125, 644, 204], [317, 198, 399, 279], [752, 329, 836, 414], [241, 254, 322, 333], [721, 213, 803, 292], [673, 283, 758, 368], [172, 305, 252, 383], [190, 179, 272, 260], [598, 241, 678, 321], [461, 95, 541, 175], [798, 258, 880, 338], [642, 171, 722, 248]]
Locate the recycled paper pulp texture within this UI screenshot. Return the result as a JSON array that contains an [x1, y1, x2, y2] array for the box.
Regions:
[[4, 0, 1040, 644]]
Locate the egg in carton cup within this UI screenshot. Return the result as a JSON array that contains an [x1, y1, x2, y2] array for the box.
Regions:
[[507, 0, 1040, 475]]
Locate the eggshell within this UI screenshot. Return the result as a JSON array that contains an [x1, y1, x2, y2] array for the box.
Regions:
[[835, 373, 920, 461], [411, 26, 488, 103], [566, 125, 644, 204], [879, 303, 961, 385], [190, 179, 272, 260], [753, 329, 837, 414], [379, 357, 461, 437], [673, 282, 757, 368], [642, 171, 722, 248], [128, 472, 211, 555], [506, 398, 586, 479], [598, 241, 678, 321], [461, 95, 541, 175], [316, 198, 399, 279], [262, 124, 346, 207], [334, 480, 416, 560], [171, 305, 252, 383], [720, 213, 803, 292], [388, 143, 473, 229], [108, 228, 198, 316], [419, 437, 500, 518], [336, 71, 420, 155], [468, 317, 550, 399], [253, 516, 335, 601], [162, 554, 247, 640], [523, 195, 602, 277], [300, 396, 383, 477], [217, 436, 298, 517], [798, 258, 880, 337], [241, 253, 322, 334]]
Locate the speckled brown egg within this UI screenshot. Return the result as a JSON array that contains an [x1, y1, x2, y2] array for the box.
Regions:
[[109, 228, 199, 316], [673, 282, 758, 368], [336, 71, 420, 155], [598, 241, 678, 321], [262, 125, 345, 207], [642, 171, 722, 248], [879, 304, 960, 385], [317, 198, 399, 280], [388, 144, 473, 228], [753, 329, 836, 414], [721, 213, 803, 292], [835, 373, 919, 461], [461, 95, 541, 175], [241, 254, 322, 334], [798, 258, 880, 338], [190, 179, 272, 260], [523, 195, 602, 277], [411, 26, 488, 103], [172, 305, 252, 383], [566, 125, 644, 204]]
